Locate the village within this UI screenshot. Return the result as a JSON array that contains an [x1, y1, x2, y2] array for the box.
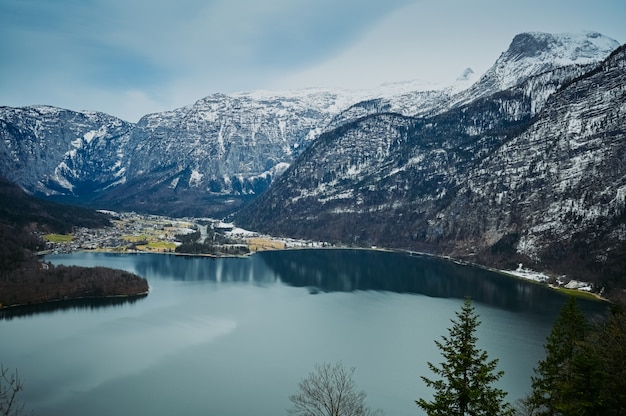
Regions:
[[42, 211, 327, 256]]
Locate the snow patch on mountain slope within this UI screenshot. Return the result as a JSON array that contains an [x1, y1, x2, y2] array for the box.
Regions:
[[189, 169, 204, 187]]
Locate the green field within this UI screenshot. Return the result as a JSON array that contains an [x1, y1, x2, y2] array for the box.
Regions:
[[44, 234, 73, 243], [555, 287, 603, 301], [146, 241, 177, 251]]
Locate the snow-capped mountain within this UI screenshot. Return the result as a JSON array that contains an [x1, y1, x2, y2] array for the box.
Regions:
[[446, 31, 619, 109], [328, 31, 620, 126], [0, 31, 621, 220], [481, 31, 618, 91], [236, 43, 626, 296], [0, 106, 134, 196]]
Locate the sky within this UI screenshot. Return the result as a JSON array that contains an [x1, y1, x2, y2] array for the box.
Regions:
[[1, 0, 625, 122]]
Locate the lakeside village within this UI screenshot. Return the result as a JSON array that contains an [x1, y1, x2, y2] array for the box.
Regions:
[[42, 211, 599, 299], [42, 210, 326, 257]]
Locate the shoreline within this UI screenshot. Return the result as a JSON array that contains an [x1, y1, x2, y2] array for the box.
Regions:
[[47, 243, 609, 303], [0, 291, 149, 311], [38, 212, 612, 303]]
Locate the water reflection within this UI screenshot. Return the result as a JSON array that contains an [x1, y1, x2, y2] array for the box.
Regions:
[[42, 250, 608, 319], [129, 253, 275, 284], [258, 249, 607, 317], [0, 294, 147, 320], [11, 249, 607, 416], [47, 252, 277, 284]]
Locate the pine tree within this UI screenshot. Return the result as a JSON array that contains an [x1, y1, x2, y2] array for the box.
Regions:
[[526, 296, 594, 416], [416, 298, 514, 416], [584, 305, 626, 416]]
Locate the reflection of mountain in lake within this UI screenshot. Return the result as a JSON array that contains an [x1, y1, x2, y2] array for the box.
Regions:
[[257, 249, 606, 317], [128, 253, 274, 284]]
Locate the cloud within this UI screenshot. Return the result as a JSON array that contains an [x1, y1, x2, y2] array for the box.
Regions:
[[1, 0, 625, 122], [1, 0, 412, 120], [273, 0, 626, 91]]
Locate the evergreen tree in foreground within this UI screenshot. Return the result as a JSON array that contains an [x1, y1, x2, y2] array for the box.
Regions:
[[522, 297, 626, 416], [524, 297, 591, 416], [591, 305, 626, 416], [416, 298, 514, 416]]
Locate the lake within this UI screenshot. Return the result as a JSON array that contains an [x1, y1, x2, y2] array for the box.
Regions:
[[0, 249, 607, 416]]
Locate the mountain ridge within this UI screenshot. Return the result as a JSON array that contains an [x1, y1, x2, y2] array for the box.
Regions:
[[1, 32, 617, 216]]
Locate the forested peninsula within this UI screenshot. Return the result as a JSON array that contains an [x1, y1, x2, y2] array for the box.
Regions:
[[0, 177, 148, 309]]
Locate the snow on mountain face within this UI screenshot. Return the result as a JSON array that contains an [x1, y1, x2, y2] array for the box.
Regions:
[[464, 31, 619, 98], [124, 90, 360, 199], [236, 44, 626, 292], [0, 106, 133, 196], [456, 68, 475, 82], [468, 44, 626, 261], [328, 32, 618, 128], [0, 31, 621, 219]]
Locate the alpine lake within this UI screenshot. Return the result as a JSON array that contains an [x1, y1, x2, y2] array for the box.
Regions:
[[0, 249, 608, 416]]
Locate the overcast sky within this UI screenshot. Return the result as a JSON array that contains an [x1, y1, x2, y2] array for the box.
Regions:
[[1, 0, 625, 122]]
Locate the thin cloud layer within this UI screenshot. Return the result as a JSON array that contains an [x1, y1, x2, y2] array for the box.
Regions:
[[1, 0, 624, 122]]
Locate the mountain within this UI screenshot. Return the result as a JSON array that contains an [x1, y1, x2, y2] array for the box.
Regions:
[[328, 31, 619, 126], [1, 87, 430, 217], [0, 91, 340, 216], [90, 90, 350, 216], [235, 42, 626, 299], [445, 31, 620, 110], [0, 31, 621, 223], [0, 106, 134, 197]]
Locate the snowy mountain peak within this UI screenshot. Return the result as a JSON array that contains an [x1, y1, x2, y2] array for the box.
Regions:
[[489, 31, 620, 90], [508, 31, 617, 61]]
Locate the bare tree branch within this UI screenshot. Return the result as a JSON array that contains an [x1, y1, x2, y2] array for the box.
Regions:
[[0, 365, 26, 416], [288, 362, 383, 416]]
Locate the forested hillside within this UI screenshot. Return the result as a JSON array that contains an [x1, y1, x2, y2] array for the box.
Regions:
[[0, 177, 148, 309]]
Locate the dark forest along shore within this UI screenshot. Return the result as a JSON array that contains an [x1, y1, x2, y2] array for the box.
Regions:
[[1, 249, 607, 416]]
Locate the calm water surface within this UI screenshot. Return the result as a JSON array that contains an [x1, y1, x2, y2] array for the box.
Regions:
[[0, 250, 607, 416]]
